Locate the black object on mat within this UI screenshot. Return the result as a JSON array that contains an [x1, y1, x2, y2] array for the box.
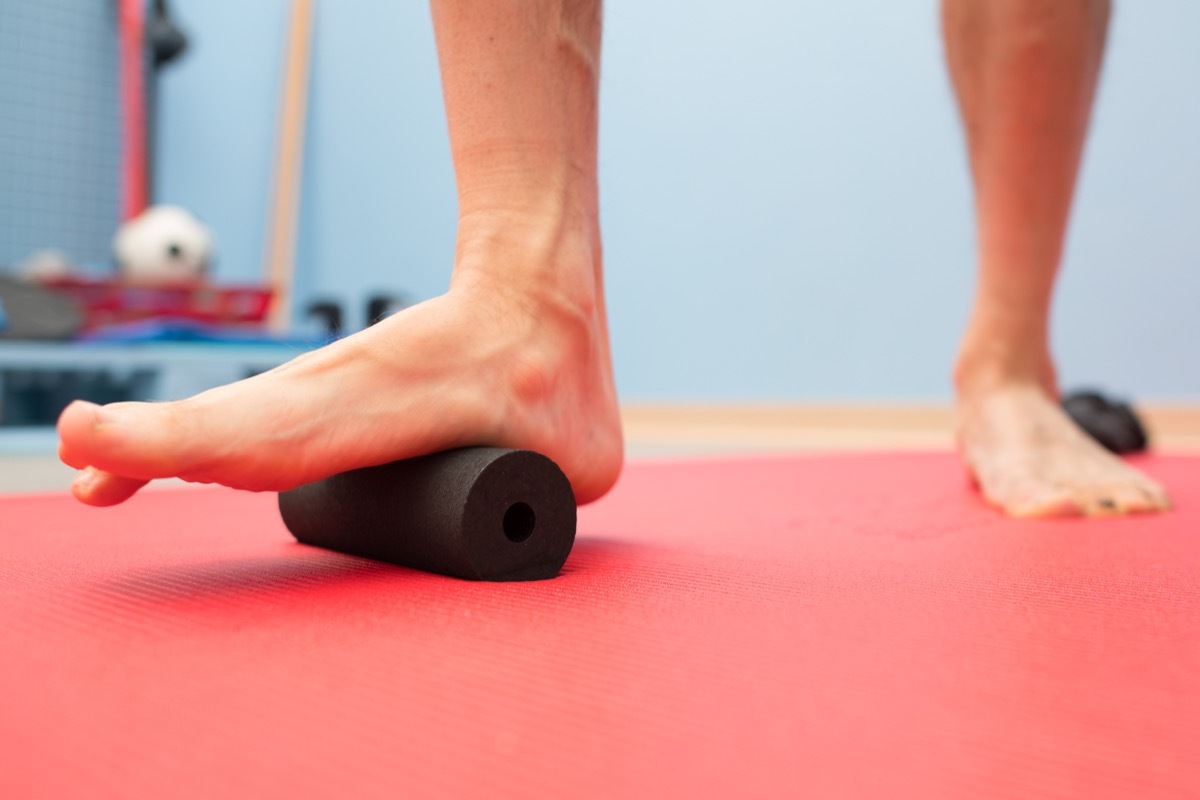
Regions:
[[1062, 390, 1149, 455], [279, 447, 577, 581]]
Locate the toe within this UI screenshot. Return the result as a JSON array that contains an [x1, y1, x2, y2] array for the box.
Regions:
[[1107, 482, 1162, 515], [1005, 487, 1082, 519], [1078, 491, 1121, 517], [59, 399, 198, 481], [58, 440, 86, 470], [71, 467, 150, 507], [982, 475, 1082, 518], [1136, 479, 1173, 513], [57, 400, 102, 469], [1076, 464, 1173, 516]]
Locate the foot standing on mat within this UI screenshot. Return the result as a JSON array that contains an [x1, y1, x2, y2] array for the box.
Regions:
[[58, 0, 624, 507], [942, 0, 1170, 516]]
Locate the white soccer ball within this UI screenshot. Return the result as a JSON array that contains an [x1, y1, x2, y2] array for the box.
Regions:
[[113, 205, 213, 284]]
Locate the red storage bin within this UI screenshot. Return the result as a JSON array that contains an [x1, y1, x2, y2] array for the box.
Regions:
[[41, 277, 273, 330]]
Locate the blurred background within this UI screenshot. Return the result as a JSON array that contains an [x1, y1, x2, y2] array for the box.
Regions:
[[1, 0, 1198, 474]]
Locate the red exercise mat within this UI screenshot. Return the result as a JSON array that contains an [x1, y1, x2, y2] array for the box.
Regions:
[[1, 453, 1197, 799]]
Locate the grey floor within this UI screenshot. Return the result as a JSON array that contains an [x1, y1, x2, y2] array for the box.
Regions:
[[1, 453, 76, 494], [0, 444, 737, 496], [0, 443, 744, 494]]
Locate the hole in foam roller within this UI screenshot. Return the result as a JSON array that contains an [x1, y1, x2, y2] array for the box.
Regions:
[[502, 502, 536, 543]]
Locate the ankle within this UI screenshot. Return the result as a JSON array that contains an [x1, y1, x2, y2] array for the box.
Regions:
[[954, 331, 1058, 398], [451, 206, 602, 321]]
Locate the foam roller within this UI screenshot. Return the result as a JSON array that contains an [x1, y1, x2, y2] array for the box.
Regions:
[[1062, 390, 1149, 455], [279, 448, 576, 581]]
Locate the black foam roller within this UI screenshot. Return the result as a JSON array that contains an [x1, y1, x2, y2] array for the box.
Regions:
[[1062, 390, 1149, 455], [278, 447, 576, 581]]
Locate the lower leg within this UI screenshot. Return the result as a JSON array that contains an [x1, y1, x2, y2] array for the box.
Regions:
[[59, 0, 623, 506], [434, 0, 606, 310], [942, 0, 1168, 515]]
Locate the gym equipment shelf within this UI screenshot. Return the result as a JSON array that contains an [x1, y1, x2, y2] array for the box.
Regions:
[[0, 340, 305, 452]]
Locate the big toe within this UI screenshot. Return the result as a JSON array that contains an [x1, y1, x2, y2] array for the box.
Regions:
[[989, 479, 1082, 518], [59, 398, 203, 482]]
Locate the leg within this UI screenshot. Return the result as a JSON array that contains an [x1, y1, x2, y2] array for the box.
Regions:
[[59, 0, 623, 506], [943, 0, 1169, 516]]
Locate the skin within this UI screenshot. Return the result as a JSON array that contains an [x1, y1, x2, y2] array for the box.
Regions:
[[944, 0, 1170, 516], [59, 0, 1169, 517], [59, 0, 623, 506]]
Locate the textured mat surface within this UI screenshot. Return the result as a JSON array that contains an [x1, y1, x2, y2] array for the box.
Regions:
[[1, 453, 1198, 799]]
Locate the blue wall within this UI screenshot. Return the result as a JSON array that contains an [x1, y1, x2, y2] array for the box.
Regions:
[[0, 0, 122, 267], [157, 0, 1200, 401]]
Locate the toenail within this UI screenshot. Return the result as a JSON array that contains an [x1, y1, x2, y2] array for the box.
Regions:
[[84, 403, 116, 427], [71, 400, 104, 419], [74, 468, 98, 493]]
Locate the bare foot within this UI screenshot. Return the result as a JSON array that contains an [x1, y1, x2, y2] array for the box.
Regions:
[[58, 225, 624, 507], [956, 381, 1171, 518]]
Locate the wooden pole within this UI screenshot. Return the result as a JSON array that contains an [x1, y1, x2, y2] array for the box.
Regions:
[[264, 0, 314, 332]]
